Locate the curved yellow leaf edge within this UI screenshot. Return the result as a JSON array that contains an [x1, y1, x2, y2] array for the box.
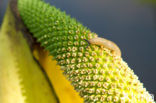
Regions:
[[33, 45, 84, 103], [0, 6, 58, 103]]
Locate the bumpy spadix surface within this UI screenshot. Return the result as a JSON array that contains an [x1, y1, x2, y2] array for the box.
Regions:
[[18, 0, 154, 102]]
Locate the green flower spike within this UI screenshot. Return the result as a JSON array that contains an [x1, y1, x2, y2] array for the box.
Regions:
[[18, 0, 154, 102]]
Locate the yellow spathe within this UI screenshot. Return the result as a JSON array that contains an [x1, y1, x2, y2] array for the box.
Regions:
[[0, 6, 58, 103], [33, 46, 84, 103]]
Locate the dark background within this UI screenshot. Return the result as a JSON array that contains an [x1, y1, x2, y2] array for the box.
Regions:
[[0, 0, 156, 96]]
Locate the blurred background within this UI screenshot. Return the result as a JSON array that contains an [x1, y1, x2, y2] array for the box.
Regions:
[[0, 0, 156, 98]]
